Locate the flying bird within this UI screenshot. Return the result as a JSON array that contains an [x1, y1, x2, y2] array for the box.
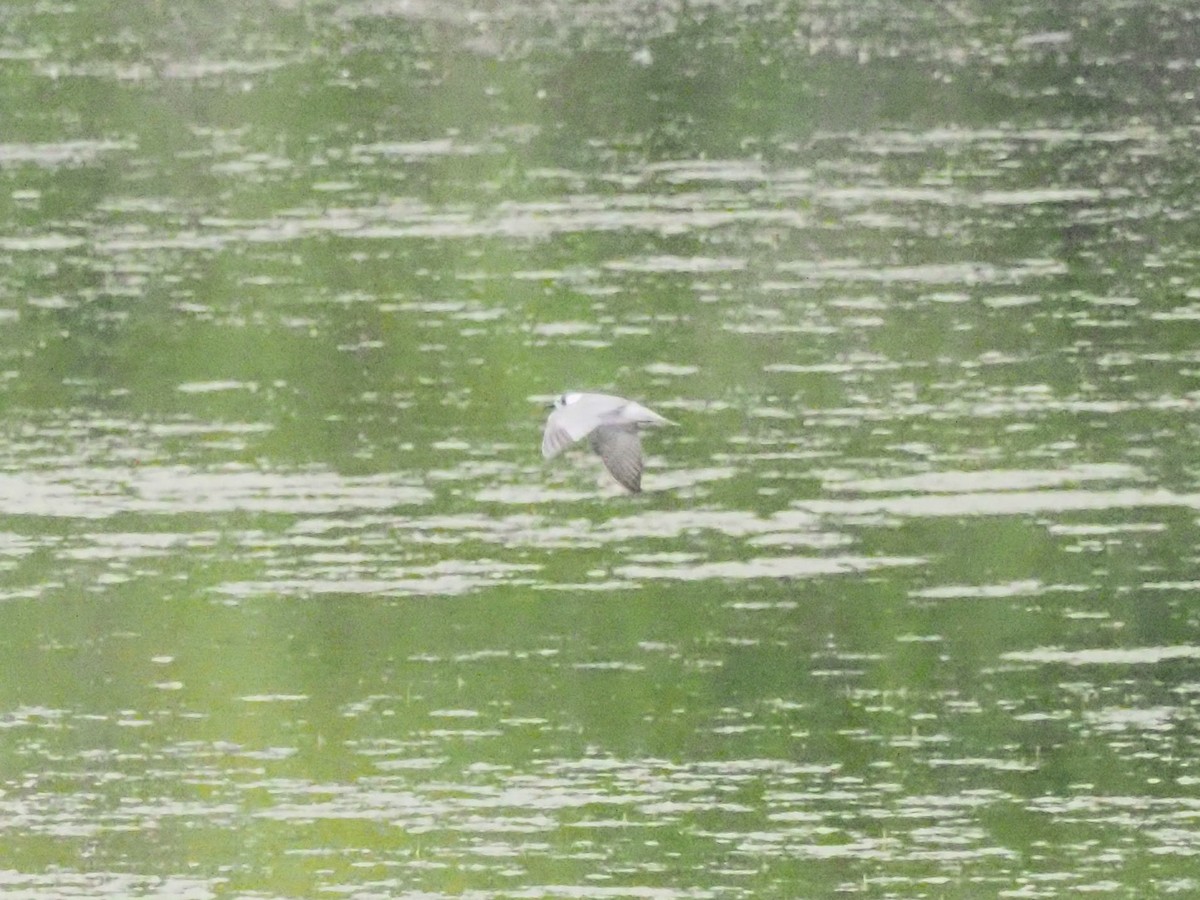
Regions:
[[542, 392, 674, 493]]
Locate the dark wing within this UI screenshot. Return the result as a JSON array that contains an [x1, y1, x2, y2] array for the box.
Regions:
[[589, 425, 643, 493]]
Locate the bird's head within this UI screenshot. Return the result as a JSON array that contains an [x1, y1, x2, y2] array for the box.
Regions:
[[550, 391, 583, 410]]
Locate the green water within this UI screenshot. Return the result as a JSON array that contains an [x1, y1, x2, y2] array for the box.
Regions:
[[1, 1, 1199, 897]]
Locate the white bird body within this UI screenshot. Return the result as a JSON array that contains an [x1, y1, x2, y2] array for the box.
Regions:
[[542, 392, 674, 493]]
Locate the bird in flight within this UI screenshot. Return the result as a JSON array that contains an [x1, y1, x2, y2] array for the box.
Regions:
[[542, 392, 675, 493]]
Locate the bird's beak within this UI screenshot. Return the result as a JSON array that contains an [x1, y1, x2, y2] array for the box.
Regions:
[[544, 402, 555, 410]]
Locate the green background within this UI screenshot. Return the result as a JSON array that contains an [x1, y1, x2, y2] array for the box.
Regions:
[[0, 1, 1198, 897]]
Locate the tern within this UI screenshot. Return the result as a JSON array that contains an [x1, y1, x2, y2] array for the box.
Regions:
[[541, 391, 675, 493]]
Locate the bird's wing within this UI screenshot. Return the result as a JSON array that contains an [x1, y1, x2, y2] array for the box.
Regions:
[[541, 413, 578, 458], [589, 425, 643, 493], [541, 394, 626, 458]]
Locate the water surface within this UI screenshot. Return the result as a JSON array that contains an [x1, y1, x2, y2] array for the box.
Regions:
[[1, 1, 1199, 897]]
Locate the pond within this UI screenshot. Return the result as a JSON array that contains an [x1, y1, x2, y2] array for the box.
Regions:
[[1, 1, 1199, 897]]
